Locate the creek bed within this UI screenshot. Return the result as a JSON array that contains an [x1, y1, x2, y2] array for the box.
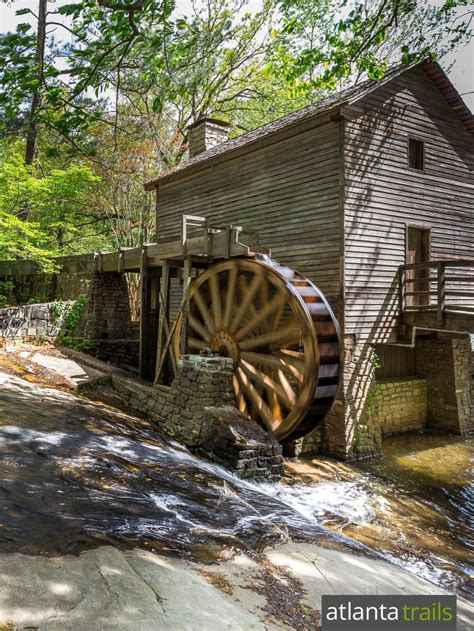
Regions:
[[0, 370, 471, 599], [265, 433, 473, 599]]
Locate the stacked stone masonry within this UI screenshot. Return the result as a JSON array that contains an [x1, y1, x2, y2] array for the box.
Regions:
[[0, 302, 71, 340], [92, 340, 139, 370], [415, 334, 473, 434], [188, 120, 230, 157], [317, 336, 382, 459], [0, 271, 93, 305], [113, 355, 283, 481], [372, 378, 427, 436], [76, 272, 133, 340]]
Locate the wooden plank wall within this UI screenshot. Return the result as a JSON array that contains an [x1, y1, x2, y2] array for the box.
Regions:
[[374, 343, 415, 379], [156, 120, 343, 321], [343, 66, 474, 342]]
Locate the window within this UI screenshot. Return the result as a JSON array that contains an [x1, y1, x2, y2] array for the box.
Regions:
[[408, 137, 424, 170]]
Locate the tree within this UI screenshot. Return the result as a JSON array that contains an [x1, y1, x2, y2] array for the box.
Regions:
[[0, 0, 471, 264], [25, 0, 47, 165], [0, 143, 105, 257], [270, 0, 473, 92]]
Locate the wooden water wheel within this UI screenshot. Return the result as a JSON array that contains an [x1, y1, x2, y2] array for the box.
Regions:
[[174, 256, 342, 442]]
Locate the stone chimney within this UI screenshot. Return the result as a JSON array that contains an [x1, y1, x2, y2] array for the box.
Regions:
[[187, 118, 230, 157]]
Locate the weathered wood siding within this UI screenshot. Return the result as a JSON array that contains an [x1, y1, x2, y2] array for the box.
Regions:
[[343, 66, 474, 342], [156, 119, 343, 319]]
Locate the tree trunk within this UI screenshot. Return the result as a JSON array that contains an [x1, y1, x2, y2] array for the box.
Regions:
[[24, 0, 47, 167]]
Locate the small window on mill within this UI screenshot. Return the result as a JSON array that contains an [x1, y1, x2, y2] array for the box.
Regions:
[[408, 137, 424, 170]]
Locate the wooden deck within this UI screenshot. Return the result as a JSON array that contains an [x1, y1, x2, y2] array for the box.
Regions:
[[400, 259, 474, 333], [0, 217, 268, 277]]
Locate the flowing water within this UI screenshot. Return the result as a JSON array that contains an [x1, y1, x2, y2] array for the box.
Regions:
[[0, 371, 472, 599], [266, 434, 473, 599], [0, 372, 360, 561]]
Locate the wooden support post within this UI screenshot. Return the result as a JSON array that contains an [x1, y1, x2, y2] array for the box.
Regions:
[[437, 261, 446, 325], [95, 252, 103, 273], [180, 258, 192, 356], [225, 224, 231, 259], [399, 266, 405, 317], [118, 248, 125, 273], [153, 294, 187, 385], [139, 245, 148, 379], [204, 218, 211, 257], [154, 262, 170, 384]]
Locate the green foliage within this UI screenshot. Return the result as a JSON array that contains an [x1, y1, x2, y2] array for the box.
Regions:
[[0, 144, 105, 257], [53, 297, 92, 351], [0, 0, 471, 270], [271, 0, 472, 91], [26, 296, 49, 305], [63, 297, 89, 332], [0, 280, 15, 309]]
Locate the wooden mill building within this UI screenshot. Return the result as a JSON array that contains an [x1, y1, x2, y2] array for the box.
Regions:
[[145, 60, 474, 456], [1, 60, 472, 459]]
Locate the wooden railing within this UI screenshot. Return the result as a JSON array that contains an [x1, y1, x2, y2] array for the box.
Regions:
[[399, 259, 474, 325]]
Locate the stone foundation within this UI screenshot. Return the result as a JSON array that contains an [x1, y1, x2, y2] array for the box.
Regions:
[[113, 355, 283, 481], [371, 378, 427, 436], [92, 339, 139, 370], [317, 336, 382, 460], [415, 334, 472, 434], [76, 272, 133, 340]]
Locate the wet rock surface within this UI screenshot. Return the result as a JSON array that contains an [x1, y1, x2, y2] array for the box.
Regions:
[[116, 354, 284, 481], [0, 371, 340, 558]]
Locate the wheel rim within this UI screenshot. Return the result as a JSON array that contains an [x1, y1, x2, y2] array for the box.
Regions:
[[174, 257, 341, 441]]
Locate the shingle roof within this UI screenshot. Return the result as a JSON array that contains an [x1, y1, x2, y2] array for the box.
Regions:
[[144, 61, 473, 191]]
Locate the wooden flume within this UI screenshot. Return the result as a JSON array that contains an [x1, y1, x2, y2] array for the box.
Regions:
[[173, 255, 342, 442]]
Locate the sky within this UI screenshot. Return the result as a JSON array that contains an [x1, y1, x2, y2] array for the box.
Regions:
[[0, 0, 473, 110]]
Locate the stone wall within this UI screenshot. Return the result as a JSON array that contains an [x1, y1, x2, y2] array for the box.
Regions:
[[471, 350, 474, 423], [112, 355, 283, 481], [319, 336, 382, 460], [0, 302, 71, 340], [415, 334, 473, 434], [371, 378, 427, 436], [0, 271, 93, 305], [76, 272, 133, 340], [92, 340, 139, 370]]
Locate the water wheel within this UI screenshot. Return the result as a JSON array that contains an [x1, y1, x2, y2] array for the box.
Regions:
[[174, 256, 342, 442]]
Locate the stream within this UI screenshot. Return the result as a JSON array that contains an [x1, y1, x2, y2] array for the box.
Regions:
[[0, 371, 472, 600], [265, 433, 473, 600]]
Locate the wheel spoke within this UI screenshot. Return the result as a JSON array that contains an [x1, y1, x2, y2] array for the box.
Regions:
[[188, 337, 206, 350], [271, 294, 285, 330], [230, 273, 263, 333], [268, 388, 283, 422], [188, 314, 210, 342], [260, 362, 283, 422], [233, 374, 248, 415], [241, 351, 304, 383], [209, 272, 222, 329], [240, 359, 295, 409], [277, 369, 297, 406], [236, 367, 277, 432], [239, 327, 300, 351], [193, 286, 215, 334], [223, 266, 238, 330], [235, 291, 286, 341]]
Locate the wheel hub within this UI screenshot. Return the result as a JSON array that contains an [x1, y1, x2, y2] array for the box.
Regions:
[[210, 329, 240, 366]]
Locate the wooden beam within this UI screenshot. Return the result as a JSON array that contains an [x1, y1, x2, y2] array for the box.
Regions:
[[154, 293, 187, 385], [139, 245, 148, 379], [154, 262, 170, 384], [180, 258, 192, 356]]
